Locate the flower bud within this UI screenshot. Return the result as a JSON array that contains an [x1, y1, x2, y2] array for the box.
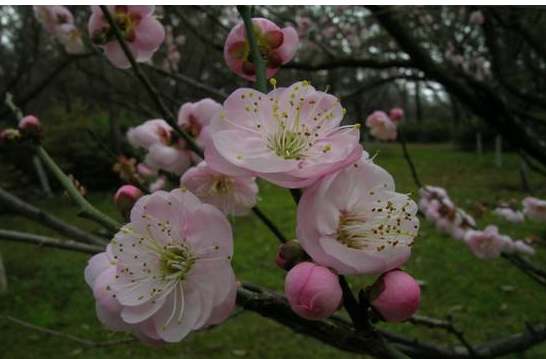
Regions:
[[18, 115, 42, 142], [114, 185, 143, 221], [284, 262, 342, 321], [0, 128, 21, 143], [275, 239, 306, 270], [369, 270, 420, 322], [389, 107, 404, 122]]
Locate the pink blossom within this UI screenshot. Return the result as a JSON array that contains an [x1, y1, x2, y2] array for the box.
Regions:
[[114, 185, 143, 221], [136, 163, 156, 179], [88, 5, 165, 69], [493, 207, 524, 223], [296, 155, 419, 276], [464, 225, 511, 259], [33, 6, 83, 54], [178, 98, 222, 163], [85, 188, 237, 343], [128, 119, 172, 149], [149, 175, 168, 193], [284, 262, 342, 320], [145, 144, 191, 175], [224, 18, 299, 81], [180, 161, 258, 216], [523, 197, 546, 222], [127, 119, 191, 175], [366, 111, 397, 141], [370, 270, 420, 322], [205, 81, 363, 188], [33, 6, 74, 34], [469, 10, 484, 25], [388, 107, 404, 122], [56, 23, 85, 54]]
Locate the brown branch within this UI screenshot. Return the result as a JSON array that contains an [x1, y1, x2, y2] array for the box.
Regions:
[[0, 187, 106, 246], [5, 315, 134, 347], [0, 229, 103, 255]]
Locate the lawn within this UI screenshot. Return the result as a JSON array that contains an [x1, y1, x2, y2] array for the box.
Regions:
[[1, 143, 545, 359]]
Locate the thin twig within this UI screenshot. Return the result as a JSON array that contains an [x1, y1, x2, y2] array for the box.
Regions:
[[5, 316, 134, 347], [446, 315, 478, 358], [4, 96, 121, 233], [0, 186, 106, 246], [0, 229, 103, 255]]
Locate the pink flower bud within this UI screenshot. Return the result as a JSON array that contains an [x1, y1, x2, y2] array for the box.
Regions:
[[389, 107, 404, 122], [114, 185, 143, 221], [19, 116, 43, 142], [19, 115, 41, 130], [0, 128, 21, 143], [275, 240, 306, 270], [284, 262, 342, 320], [370, 270, 420, 322]]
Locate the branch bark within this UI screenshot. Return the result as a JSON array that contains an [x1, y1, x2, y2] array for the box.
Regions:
[[0, 186, 106, 246]]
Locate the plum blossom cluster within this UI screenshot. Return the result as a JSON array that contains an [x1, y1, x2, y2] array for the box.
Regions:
[[87, 12, 424, 343], [86, 189, 237, 344], [365, 108, 404, 141], [33, 6, 84, 54], [418, 186, 535, 259]]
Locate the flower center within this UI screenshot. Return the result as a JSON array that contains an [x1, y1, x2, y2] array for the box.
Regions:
[[267, 129, 309, 160], [113, 7, 141, 42], [335, 197, 417, 252], [210, 176, 236, 194], [159, 244, 195, 280]]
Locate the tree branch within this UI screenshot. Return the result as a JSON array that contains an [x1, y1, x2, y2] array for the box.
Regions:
[[0, 186, 106, 246], [0, 229, 104, 255]]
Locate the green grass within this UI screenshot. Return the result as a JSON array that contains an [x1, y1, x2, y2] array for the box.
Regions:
[[1, 143, 546, 359]]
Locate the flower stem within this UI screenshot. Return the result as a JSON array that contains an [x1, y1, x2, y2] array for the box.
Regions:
[[237, 5, 268, 93], [4, 94, 121, 233]]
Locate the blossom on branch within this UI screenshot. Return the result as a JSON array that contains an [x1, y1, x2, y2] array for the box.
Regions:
[[464, 225, 511, 259], [224, 18, 298, 81], [284, 262, 342, 320], [370, 269, 420, 323], [366, 110, 397, 141], [493, 207, 524, 223], [127, 119, 191, 175], [178, 99, 222, 163], [180, 161, 258, 216], [205, 81, 363, 188], [89, 5, 165, 69], [33, 6, 84, 54], [297, 155, 419, 276], [523, 196, 546, 222], [85, 188, 237, 343]]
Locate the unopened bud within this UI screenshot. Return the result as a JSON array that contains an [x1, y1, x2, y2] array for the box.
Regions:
[[0, 128, 21, 143], [369, 269, 421, 323], [18, 115, 42, 142], [115, 185, 143, 221], [284, 262, 342, 320], [275, 239, 306, 270]]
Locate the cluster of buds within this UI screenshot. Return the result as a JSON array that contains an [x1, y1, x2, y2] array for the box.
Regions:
[[1, 115, 43, 145]]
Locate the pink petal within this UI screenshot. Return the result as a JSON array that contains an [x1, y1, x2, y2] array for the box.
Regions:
[[277, 26, 299, 64], [134, 17, 165, 53]]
